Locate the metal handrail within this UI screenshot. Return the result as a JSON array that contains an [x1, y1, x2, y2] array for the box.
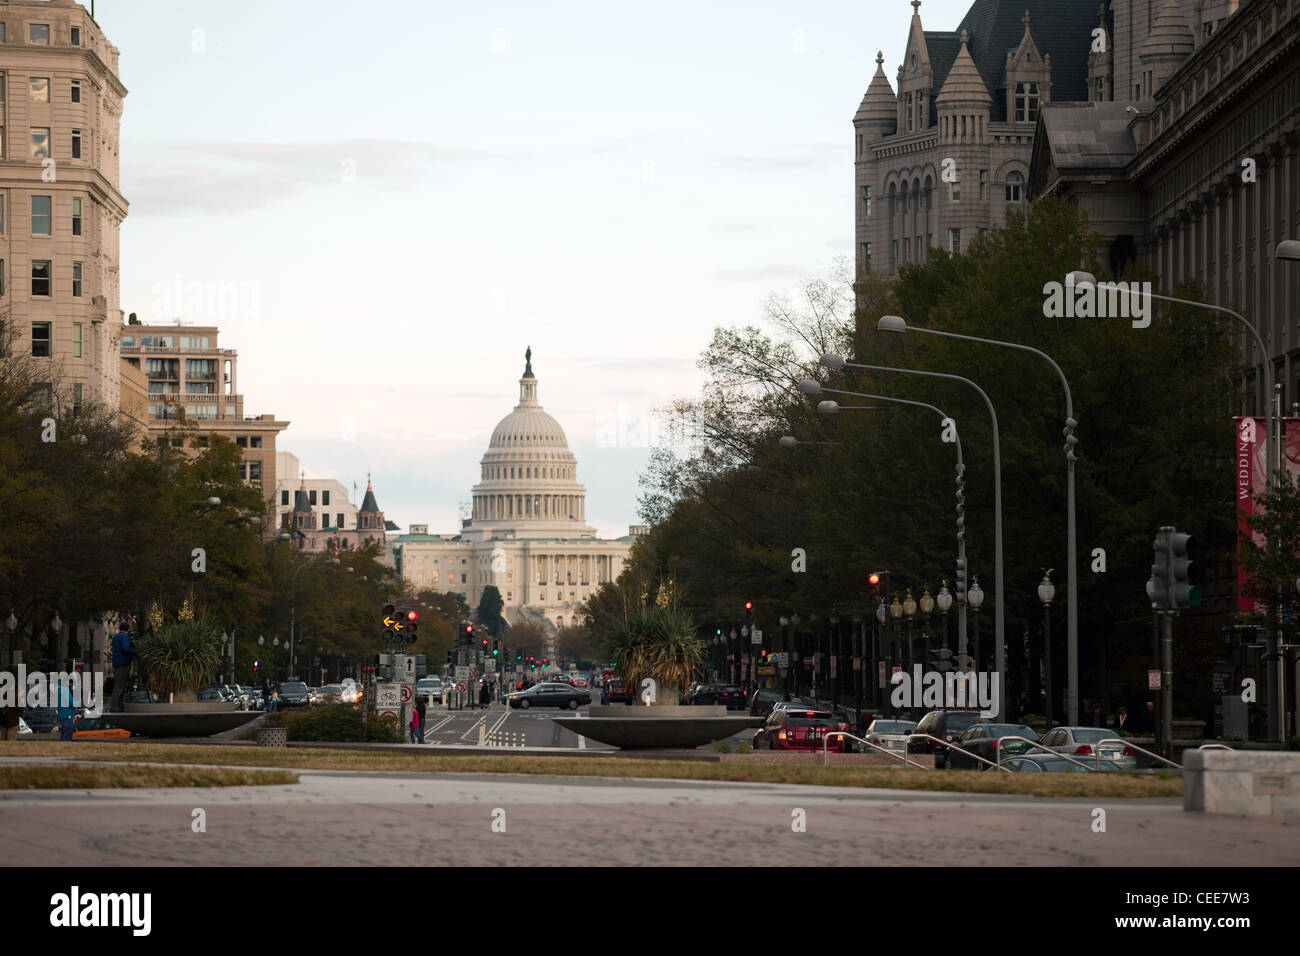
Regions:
[[1197, 743, 1233, 750], [991, 736, 1101, 772], [902, 733, 1012, 773], [820, 731, 924, 769], [1094, 737, 1182, 769]]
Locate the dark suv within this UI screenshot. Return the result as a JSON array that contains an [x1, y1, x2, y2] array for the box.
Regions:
[[908, 709, 985, 768], [692, 684, 748, 709], [748, 688, 791, 718], [277, 681, 312, 707]]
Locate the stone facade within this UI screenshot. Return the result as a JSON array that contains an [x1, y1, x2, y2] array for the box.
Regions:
[[0, 0, 128, 412]]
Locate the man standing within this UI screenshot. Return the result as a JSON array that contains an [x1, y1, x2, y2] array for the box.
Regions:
[[56, 678, 77, 741], [1, 699, 20, 741], [110, 620, 137, 713]]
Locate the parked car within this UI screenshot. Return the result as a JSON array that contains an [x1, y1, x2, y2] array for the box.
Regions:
[[1038, 726, 1139, 770], [22, 708, 58, 733], [606, 680, 633, 704], [197, 687, 226, 703], [754, 707, 846, 753], [948, 723, 1041, 769], [314, 684, 345, 705], [692, 684, 748, 710], [908, 709, 985, 769], [507, 682, 591, 710], [72, 716, 131, 740], [995, 754, 1120, 773], [123, 690, 160, 705], [747, 688, 790, 718], [863, 719, 918, 754], [277, 682, 312, 707]]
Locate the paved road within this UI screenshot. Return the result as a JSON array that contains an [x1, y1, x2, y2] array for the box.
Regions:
[[1, 757, 1295, 866]]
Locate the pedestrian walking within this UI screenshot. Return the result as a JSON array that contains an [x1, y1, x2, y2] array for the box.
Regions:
[[56, 678, 78, 742], [109, 619, 138, 713], [416, 697, 427, 742], [479, 680, 492, 709], [408, 702, 421, 744], [261, 678, 271, 712]]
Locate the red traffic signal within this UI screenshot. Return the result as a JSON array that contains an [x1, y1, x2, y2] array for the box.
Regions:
[[867, 573, 880, 587], [465, 625, 473, 633], [406, 610, 418, 621], [744, 601, 753, 611]]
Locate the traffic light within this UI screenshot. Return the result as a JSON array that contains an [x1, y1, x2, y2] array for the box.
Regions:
[[1150, 528, 1170, 609], [492, 640, 499, 657], [516, 650, 523, 661], [405, 609, 418, 638], [253, 660, 260, 674], [744, 601, 753, 620], [1168, 530, 1201, 609], [868, 572, 881, 598]]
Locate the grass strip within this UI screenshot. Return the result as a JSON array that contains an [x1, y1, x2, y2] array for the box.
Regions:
[[0, 762, 298, 790], [0, 742, 1180, 798]]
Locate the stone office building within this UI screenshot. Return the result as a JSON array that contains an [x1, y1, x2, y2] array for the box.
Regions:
[[853, 0, 1099, 301]]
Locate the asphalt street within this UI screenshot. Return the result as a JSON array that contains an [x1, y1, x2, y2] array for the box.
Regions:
[[2, 755, 1296, 866]]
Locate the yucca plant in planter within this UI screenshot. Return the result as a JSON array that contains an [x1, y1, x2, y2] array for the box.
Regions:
[[606, 606, 705, 706], [136, 618, 223, 703]]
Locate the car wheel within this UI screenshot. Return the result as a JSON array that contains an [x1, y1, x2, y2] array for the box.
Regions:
[[519, 699, 531, 709], [935, 754, 946, 769], [567, 699, 579, 710]]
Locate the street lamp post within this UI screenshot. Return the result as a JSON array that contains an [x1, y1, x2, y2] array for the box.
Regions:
[[889, 593, 904, 711], [1070, 272, 1278, 732], [903, 589, 917, 674], [919, 587, 935, 671], [814, 389, 969, 651], [5, 611, 17, 669], [968, 576, 985, 673], [1038, 569, 1056, 727], [878, 313, 1081, 724], [874, 603, 885, 707], [818, 355, 1006, 717]]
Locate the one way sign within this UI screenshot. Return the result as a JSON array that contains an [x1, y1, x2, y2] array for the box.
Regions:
[[398, 655, 416, 680]]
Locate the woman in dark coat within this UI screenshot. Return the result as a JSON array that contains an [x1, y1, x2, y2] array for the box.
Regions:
[[479, 679, 493, 709]]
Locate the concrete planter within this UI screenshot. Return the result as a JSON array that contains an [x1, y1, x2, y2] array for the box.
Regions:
[[1184, 749, 1300, 818], [110, 701, 258, 738], [257, 727, 287, 748]]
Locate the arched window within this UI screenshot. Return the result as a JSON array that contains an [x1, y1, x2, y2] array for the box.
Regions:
[[1006, 170, 1024, 203]]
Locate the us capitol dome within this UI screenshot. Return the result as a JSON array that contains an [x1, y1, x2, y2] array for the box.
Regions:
[[392, 349, 644, 634]]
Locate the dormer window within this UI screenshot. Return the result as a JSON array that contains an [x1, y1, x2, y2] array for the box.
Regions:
[[905, 93, 914, 131], [1015, 82, 1040, 122]]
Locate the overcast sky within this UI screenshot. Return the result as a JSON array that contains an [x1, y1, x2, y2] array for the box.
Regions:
[[97, 0, 975, 537]]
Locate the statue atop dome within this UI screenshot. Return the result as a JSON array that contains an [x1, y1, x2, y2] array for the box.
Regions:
[[523, 346, 534, 378]]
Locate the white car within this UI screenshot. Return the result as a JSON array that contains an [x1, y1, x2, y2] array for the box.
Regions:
[[863, 718, 918, 753], [1038, 726, 1138, 770], [416, 678, 445, 704]]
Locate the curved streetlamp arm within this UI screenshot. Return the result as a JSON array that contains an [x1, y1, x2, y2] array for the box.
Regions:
[[838, 360, 1004, 717], [901, 326, 1073, 421], [820, 385, 961, 467]]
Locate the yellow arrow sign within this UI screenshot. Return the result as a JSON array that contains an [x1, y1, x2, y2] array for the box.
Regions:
[[394, 621, 405, 631], [383, 616, 398, 628]]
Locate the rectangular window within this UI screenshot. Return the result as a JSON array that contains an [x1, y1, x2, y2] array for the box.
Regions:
[[949, 228, 961, 254], [861, 185, 872, 217], [30, 127, 50, 160], [1095, 76, 1104, 101], [236, 435, 247, 447], [0, 75, 5, 101], [0, 258, 5, 296], [70, 80, 80, 103], [72, 261, 82, 297], [905, 93, 914, 132], [70, 26, 81, 46], [979, 169, 987, 200], [322, 490, 330, 506], [31, 260, 50, 296], [891, 239, 898, 269], [903, 238, 910, 264], [250, 435, 262, 448], [29, 23, 50, 45], [29, 77, 49, 102], [248, 461, 262, 481], [71, 129, 81, 159], [309, 490, 317, 506], [32, 384, 52, 414], [1015, 82, 1040, 123], [72, 383, 82, 410], [31, 322, 51, 357], [280, 489, 289, 506], [337, 513, 345, 529], [862, 242, 871, 271], [0, 195, 4, 233], [72, 322, 82, 357], [950, 177, 960, 202], [31, 195, 51, 234], [0, 24, 6, 43]]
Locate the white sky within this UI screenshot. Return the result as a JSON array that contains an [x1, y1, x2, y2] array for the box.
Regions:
[[95, 0, 976, 536]]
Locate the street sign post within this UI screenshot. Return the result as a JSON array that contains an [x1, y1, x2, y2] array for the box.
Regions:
[[399, 683, 414, 704], [398, 656, 416, 681], [455, 665, 471, 681], [376, 683, 401, 710]]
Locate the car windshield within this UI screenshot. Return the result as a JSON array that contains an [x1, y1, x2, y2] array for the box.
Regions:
[[755, 690, 784, 699], [872, 721, 916, 733], [281, 683, 307, 693], [1068, 728, 1112, 742], [988, 724, 1038, 740]]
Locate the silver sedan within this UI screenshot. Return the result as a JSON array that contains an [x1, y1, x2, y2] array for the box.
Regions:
[[1037, 726, 1139, 770]]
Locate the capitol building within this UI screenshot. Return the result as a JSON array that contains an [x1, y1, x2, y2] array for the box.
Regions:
[[393, 350, 643, 635]]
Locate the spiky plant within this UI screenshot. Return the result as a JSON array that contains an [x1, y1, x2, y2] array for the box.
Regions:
[[606, 606, 705, 705], [136, 618, 223, 701]]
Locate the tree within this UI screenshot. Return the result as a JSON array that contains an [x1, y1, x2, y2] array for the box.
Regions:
[[556, 625, 598, 665], [477, 585, 505, 636]]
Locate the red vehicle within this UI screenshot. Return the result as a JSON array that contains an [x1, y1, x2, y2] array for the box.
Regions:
[[754, 708, 846, 752]]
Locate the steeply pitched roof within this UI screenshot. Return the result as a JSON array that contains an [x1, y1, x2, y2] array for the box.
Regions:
[[1037, 101, 1138, 173], [955, 0, 1099, 121], [923, 32, 962, 92]]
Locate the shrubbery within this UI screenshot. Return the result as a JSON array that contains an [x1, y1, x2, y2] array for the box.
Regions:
[[251, 704, 403, 743]]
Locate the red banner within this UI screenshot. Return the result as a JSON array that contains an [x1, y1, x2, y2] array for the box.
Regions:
[[1235, 416, 1300, 610]]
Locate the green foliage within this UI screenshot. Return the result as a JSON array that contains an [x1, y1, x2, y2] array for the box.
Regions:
[[710, 739, 732, 753], [137, 618, 223, 697], [604, 606, 705, 701], [477, 585, 505, 636], [264, 703, 403, 743]]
